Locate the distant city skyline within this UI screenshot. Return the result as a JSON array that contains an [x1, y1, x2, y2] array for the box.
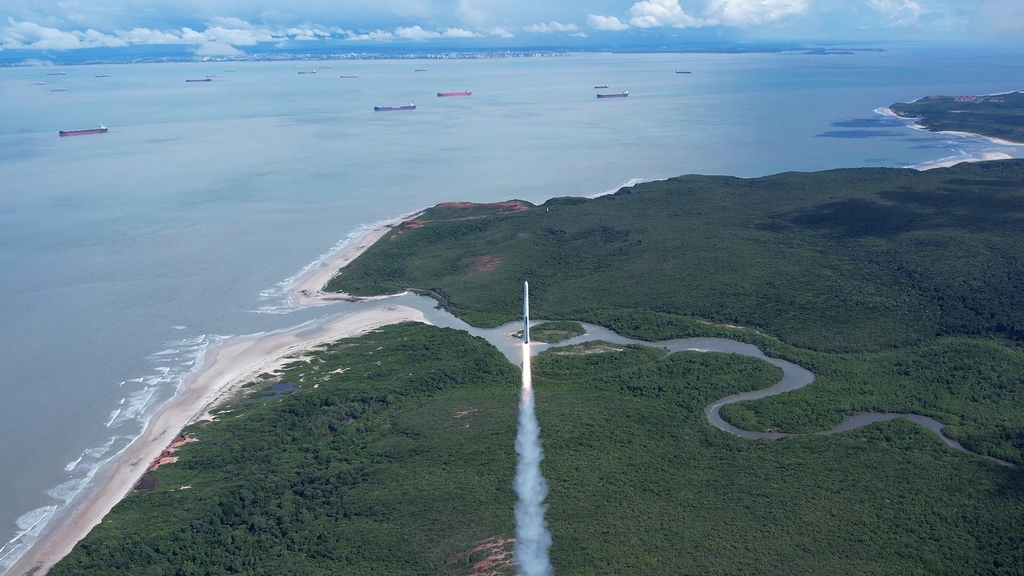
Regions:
[[1, 0, 1021, 55]]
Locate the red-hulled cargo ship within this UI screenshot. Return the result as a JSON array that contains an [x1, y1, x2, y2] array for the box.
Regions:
[[374, 103, 416, 111], [596, 91, 628, 99], [437, 90, 471, 97], [59, 125, 108, 137]]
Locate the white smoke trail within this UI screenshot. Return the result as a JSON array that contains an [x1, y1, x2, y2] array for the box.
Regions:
[[515, 342, 553, 576]]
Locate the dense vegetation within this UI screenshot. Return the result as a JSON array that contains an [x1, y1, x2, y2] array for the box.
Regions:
[[326, 161, 1024, 462], [328, 161, 1024, 352], [53, 326, 1024, 574], [890, 91, 1024, 143]]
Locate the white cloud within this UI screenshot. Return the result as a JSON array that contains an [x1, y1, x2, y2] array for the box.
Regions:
[[345, 29, 395, 41], [628, 0, 707, 28], [587, 14, 632, 31], [523, 21, 579, 33], [486, 26, 515, 38], [287, 27, 332, 41], [116, 27, 186, 44], [704, 0, 808, 26], [200, 25, 273, 45], [395, 25, 442, 39], [865, 0, 925, 26], [441, 27, 479, 37], [2, 17, 126, 49], [207, 16, 258, 30]]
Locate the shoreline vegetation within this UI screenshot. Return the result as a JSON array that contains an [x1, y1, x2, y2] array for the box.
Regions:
[[11, 307, 429, 575], [885, 89, 1024, 147], [28, 157, 1024, 573]]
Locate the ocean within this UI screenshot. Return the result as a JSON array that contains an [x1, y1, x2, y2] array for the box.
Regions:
[[0, 45, 1021, 572]]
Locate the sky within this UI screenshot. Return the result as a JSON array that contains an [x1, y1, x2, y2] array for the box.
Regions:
[[1, 0, 1022, 54]]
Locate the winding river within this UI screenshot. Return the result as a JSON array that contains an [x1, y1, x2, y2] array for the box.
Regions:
[[384, 294, 1015, 468]]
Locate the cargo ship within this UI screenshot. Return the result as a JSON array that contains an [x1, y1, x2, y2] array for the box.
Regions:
[[95, 74, 110, 78], [596, 91, 628, 99], [186, 78, 211, 82], [206, 75, 218, 78], [47, 72, 66, 76], [374, 103, 416, 111], [51, 88, 66, 92], [675, 70, 692, 74], [594, 84, 609, 89], [340, 75, 358, 78], [59, 125, 108, 137], [437, 90, 471, 97], [298, 70, 316, 75], [414, 69, 427, 72]]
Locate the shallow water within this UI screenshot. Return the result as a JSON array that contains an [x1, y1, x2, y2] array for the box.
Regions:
[[1, 46, 1022, 572]]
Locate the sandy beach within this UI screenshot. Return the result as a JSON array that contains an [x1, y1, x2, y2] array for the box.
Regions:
[[879, 106, 1021, 169], [918, 151, 1014, 171], [11, 210, 429, 574], [10, 305, 428, 575], [290, 212, 423, 307]]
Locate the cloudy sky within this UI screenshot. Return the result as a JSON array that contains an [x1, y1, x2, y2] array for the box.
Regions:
[[2, 0, 1022, 54]]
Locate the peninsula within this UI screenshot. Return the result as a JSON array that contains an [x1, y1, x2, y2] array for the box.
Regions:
[[889, 90, 1024, 144]]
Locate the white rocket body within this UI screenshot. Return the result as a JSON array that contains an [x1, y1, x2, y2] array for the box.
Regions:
[[523, 281, 530, 344]]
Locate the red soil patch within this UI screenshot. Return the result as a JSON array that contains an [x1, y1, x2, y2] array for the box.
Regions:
[[467, 537, 515, 576], [148, 434, 197, 472], [493, 201, 528, 214], [467, 255, 501, 273], [435, 201, 529, 215]]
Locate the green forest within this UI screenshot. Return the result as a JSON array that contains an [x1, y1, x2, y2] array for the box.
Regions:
[[54, 161, 1024, 574], [53, 325, 1024, 574], [890, 91, 1024, 143]]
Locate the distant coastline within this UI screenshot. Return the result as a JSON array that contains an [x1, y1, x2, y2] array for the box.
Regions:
[[885, 90, 1024, 146], [0, 43, 882, 68]]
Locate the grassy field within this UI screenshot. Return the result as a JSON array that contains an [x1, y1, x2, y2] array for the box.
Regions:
[[53, 325, 1024, 574], [890, 91, 1024, 143]]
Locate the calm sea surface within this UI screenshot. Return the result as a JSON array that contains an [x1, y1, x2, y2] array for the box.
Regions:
[[0, 46, 1021, 571]]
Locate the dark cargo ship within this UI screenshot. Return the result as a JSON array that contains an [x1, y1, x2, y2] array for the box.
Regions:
[[596, 91, 628, 99], [59, 125, 108, 137], [185, 78, 212, 82], [374, 103, 416, 111], [437, 90, 471, 97]]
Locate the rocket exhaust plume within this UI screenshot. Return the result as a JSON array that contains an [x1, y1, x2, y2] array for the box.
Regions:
[[515, 281, 553, 576]]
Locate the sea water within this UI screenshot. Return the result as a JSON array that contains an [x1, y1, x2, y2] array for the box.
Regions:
[[0, 45, 1022, 572]]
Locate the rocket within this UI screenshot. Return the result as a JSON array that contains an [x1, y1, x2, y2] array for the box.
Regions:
[[523, 281, 530, 344]]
